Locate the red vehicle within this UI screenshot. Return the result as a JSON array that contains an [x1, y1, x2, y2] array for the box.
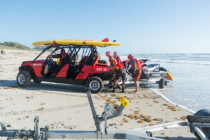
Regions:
[[17, 39, 120, 93]]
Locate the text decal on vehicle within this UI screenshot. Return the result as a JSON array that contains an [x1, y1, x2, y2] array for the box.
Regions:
[[95, 68, 108, 71], [33, 63, 42, 66], [96, 68, 102, 71], [103, 68, 108, 71]]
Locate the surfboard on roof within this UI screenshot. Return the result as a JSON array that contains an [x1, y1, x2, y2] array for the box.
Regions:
[[32, 38, 121, 46]]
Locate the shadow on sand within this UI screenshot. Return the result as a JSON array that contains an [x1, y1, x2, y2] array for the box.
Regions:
[[156, 136, 197, 140], [0, 80, 159, 94], [0, 80, 87, 93]]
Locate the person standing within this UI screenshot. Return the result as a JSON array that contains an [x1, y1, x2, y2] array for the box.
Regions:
[[128, 54, 142, 93], [112, 63, 126, 93], [106, 51, 117, 86], [114, 51, 121, 64]]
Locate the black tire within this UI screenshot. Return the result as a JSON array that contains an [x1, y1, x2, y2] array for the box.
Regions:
[[17, 70, 31, 87], [159, 78, 167, 88], [33, 79, 42, 84], [85, 76, 104, 94]]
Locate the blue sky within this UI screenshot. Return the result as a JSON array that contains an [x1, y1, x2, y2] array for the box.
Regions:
[[0, 0, 209, 54]]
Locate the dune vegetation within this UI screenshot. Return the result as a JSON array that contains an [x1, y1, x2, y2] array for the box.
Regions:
[[0, 42, 31, 50]]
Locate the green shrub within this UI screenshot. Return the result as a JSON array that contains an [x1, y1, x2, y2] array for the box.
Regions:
[[1, 42, 29, 50]]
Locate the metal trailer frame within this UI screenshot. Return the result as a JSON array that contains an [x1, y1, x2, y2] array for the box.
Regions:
[[1, 90, 209, 140], [187, 115, 210, 140], [117, 74, 164, 86], [115, 63, 169, 87], [0, 119, 190, 140]]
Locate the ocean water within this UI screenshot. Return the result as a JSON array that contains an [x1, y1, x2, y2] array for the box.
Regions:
[[101, 54, 210, 113]]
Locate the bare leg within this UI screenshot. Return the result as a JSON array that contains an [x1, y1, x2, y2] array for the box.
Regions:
[[44, 64, 49, 74], [121, 80, 126, 93], [134, 80, 137, 92], [113, 79, 118, 88], [109, 71, 115, 86], [122, 80, 125, 88], [135, 80, 139, 93], [111, 70, 115, 81], [112, 79, 118, 92]]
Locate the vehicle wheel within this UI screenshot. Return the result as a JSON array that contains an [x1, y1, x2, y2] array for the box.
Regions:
[[86, 76, 104, 94], [159, 78, 167, 88], [17, 70, 31, 87], [33, 79, 42, 84]]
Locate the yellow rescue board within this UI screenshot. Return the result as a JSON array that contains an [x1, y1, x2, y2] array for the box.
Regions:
[[32, 39, 121, 46]]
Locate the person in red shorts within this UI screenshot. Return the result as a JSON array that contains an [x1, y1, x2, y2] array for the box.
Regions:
[[128, 54, 142, 93], [106, 51, 117, 86]]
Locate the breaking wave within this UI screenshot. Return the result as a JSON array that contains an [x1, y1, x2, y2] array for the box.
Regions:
[[150, 88, 196, 114], [101, 54, 210, 65], [149, 59, 210, 65]]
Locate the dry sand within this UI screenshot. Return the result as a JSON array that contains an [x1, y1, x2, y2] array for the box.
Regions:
[[0, 50, 196, 140]]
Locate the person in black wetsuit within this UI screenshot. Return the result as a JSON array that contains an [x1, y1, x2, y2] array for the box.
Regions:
[[43, 49, 67, 77]]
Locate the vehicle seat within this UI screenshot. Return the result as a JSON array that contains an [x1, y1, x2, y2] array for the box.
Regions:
[[93, 55, 100, 66], [78, 56, 87, 66], [51, 55, 69, 77], [147, 64, 160, 72], [96, 60, 108, 66], [84, 53, 97, 65]]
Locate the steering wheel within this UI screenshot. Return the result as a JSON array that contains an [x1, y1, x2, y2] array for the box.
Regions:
[[45, 57, 53, 66], [46, 57, 53, 61]]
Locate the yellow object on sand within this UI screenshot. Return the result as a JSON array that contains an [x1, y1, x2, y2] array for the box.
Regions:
[[32, 39, 121, 46], [121, 98, 129, 107]]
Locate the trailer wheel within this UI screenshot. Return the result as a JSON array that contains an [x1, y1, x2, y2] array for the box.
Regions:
[[33, 79, 42, 84], [17, 70, 31, 87], [159, 78, 167, 88], [86, 76, 104, 94]]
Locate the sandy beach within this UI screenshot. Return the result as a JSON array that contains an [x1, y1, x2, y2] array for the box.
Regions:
[[0, 50, 196, 140]]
